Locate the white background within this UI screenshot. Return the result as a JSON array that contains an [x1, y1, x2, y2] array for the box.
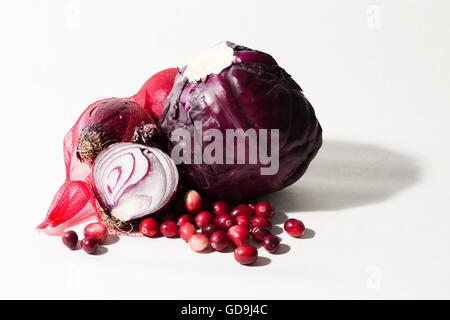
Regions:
[[0, 0, 449, 299]]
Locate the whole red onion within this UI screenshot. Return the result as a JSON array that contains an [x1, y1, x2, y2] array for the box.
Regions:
[[76, 98, 158, 162]]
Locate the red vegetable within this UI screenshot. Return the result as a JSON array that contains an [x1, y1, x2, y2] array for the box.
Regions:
[[93, 143, 179, 222], [159, 42, 322, 201], [38, 68, 176, 235]]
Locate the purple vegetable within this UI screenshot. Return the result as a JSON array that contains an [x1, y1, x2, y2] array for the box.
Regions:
[[76, 98, 159, 162], [93, 142, 179, 222], [158, 42, 322, 200]]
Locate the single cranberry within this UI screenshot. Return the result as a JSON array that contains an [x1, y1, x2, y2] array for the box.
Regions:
[[262, 234, 280, 253], [195, 211, 214, 228], [201, 223, 219, 237], [227, 225, 250, 246], [160, 221, 178, 238], [284, 219, 305, 237], [251, 227, 271, 242], [81, 237, 98, 254], [210, 230, 229, 251], [184, 190, 203, 213], [83, 222, 108, 243], [230, 204, 253, 219], [214, 213, 234, 230], [212, 201, 230, 215], [160, 211, 177, 222], [235, 215, 251, 230], [234, 244, 258, 265], [139, 217, 160, 237], [188, 234, 209, 252], [62, 230, 78, 250], [255, 201, 274, 218], [179, 222, 196, 241], [177, 214, 194, 226], [251, 216, 272, 230]]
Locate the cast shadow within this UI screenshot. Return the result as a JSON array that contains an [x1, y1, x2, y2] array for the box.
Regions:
[[265, 139, 421, 213]]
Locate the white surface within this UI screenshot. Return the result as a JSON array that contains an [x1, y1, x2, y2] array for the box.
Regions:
[[0, 0, 449, 299]]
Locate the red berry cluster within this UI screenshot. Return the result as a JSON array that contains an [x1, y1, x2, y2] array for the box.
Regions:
[[60, 189, 307, 263], [61, 223, 108, 254], [138, 189, 307, 265]]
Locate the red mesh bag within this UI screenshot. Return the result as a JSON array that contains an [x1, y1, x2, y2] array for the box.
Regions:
[[37, 97, 157, 235]]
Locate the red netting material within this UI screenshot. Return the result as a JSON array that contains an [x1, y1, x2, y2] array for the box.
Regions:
[[37, 97, 151, 236]]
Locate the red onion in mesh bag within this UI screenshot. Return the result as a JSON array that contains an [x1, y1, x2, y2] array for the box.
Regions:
[[37, 69, 177, 235], [37, 98, 158, 234], [93, 142, 179, 222]]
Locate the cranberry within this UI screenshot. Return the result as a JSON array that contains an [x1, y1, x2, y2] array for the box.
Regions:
[[212, 201, 230, 215], [160, 221, 178, 238], [81, 237, 98, 254], [179, 222, 196, 241], [195, 211, 214, 228], [83, 223, 108, 243], [251, 216, 272, 230], [139, 217, 160, 237], [235, 215, 251, 230], [160, 211, 177, 222], [188, 234, 209, 252], [210, 230, 229, 251], [255, 201, 274, 218], [227, 225, 250, 246], [262, 234, 280, 253], [214, 213, 234, 230], [201, 223, 219, 237], [62, 230, 78, 250], [230, 204, 253, 219], [177, 214, 194, 226], [284, 219, 305, 237], [234, 244, 258, 265], [251, 227, 271, 242], [184, 190, 202, 213]]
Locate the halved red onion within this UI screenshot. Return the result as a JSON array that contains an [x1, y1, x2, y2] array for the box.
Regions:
[[93, 142, 178, 222]]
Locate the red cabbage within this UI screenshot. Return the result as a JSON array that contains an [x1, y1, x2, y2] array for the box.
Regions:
[[159, 42, 322, 201]]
